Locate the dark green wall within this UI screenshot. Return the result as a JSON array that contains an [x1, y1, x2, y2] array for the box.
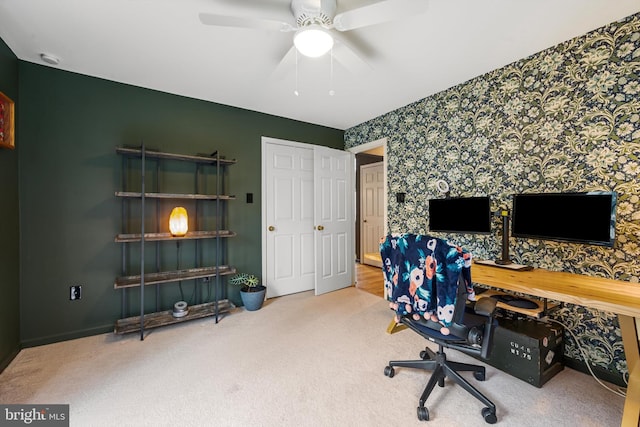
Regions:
[[0, 38, 19, 370], [18, 62, 344, 346]]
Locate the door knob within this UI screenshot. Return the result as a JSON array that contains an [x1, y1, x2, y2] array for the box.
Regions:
[[317, 225, 324, 231], [268, 225, 275, 231]]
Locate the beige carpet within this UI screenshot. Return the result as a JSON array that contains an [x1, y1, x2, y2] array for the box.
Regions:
[[0, 287, 625, 426]]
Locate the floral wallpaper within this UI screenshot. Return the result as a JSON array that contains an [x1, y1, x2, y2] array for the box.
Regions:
[[345, 13, 640, 383]]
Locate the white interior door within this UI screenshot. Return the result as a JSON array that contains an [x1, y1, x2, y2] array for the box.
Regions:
[[314, 145, 354, 295], [263, 140, 315, 298], [262, 138, 354, 298], [360, 162, 384, 267]]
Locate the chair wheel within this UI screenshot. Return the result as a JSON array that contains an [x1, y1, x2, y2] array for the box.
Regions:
[[384, 366, 395, 378], [419, 348, 433, 360], [482, 407, 497, 424], [417, 406, 429, 421], [474, 370, 486, 381]]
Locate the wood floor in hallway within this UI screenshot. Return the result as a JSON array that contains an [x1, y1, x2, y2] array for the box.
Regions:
[[355, 262, 384, 298]]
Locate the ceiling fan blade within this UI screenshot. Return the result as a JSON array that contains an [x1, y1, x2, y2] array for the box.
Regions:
[[199, 13, 295, 32], [269, 45, 297, 81], [333, 0, 429, 32], [331, 37, 372, 76], [204, 0, 292, 14]]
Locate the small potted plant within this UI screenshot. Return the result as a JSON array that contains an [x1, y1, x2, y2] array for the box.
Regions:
[[229, 273, 266, 311]]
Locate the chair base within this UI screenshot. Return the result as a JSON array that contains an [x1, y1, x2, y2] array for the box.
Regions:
[[384, 345, 497, 424]]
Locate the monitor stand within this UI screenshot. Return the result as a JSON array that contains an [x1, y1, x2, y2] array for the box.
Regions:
[[477, 208, 533, 271]]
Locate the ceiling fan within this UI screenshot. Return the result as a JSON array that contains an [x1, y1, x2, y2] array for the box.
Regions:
[[199, 0, 429, 74]]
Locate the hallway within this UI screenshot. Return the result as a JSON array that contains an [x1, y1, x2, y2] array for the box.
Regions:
[[355, 262, 384, 298]]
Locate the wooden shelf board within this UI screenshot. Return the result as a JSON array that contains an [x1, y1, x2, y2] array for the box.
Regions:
[[115, 191, 235, 201], [116, 146, 237, 165], [114, 266, 236, 289], [115, 230, 236, 243], [114, 300, 235, 334]]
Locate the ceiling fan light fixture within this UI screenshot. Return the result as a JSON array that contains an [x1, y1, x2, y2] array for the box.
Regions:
[[294, 24, 333, 58]]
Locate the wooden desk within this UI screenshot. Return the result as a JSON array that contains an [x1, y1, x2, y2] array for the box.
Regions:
[[472, 263, 640, 427]]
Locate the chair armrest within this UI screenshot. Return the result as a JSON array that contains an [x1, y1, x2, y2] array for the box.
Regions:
[[473, 298, 497, 359], [474, 297, 497, 317]]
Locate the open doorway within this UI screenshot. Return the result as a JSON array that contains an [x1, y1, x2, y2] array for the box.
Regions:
[[358, 159, 383, 267], [349, 138, 387, 268]]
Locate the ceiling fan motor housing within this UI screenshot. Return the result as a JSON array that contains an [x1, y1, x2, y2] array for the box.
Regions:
[[292, 0, 337, 27]]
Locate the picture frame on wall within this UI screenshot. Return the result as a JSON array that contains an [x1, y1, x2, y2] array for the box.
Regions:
[[0, 91, 15, 150]]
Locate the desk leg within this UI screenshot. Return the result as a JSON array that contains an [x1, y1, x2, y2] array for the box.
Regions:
[[386, 318, 407, 334], [619, 315, 640, 427]]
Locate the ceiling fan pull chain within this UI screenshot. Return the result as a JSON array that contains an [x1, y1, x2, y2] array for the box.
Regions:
[[294, 49, 300, 97], [329, 46, 335, 96]]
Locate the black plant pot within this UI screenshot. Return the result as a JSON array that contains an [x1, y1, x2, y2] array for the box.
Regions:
[[239, 285, 266, 311]]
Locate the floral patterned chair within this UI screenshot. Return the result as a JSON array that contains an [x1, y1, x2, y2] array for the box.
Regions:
[[380, 233, 499, 424]]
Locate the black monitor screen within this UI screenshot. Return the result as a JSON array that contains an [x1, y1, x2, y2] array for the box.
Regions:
[[512, 192, 616, 246], [428, 196, 491, 234]]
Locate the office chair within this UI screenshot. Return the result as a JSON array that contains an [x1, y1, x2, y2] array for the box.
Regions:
[[380, 234, 498, 424]]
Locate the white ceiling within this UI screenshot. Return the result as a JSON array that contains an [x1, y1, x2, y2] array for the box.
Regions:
[[0, 0, 638, 130]]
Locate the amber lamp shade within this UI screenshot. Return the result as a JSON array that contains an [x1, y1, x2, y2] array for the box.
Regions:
[[169, 207, 188, 237]]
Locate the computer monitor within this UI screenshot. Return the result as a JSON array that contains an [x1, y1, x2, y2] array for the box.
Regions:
[[511, 191, 616, 247], [428, 196, 491, 234]]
